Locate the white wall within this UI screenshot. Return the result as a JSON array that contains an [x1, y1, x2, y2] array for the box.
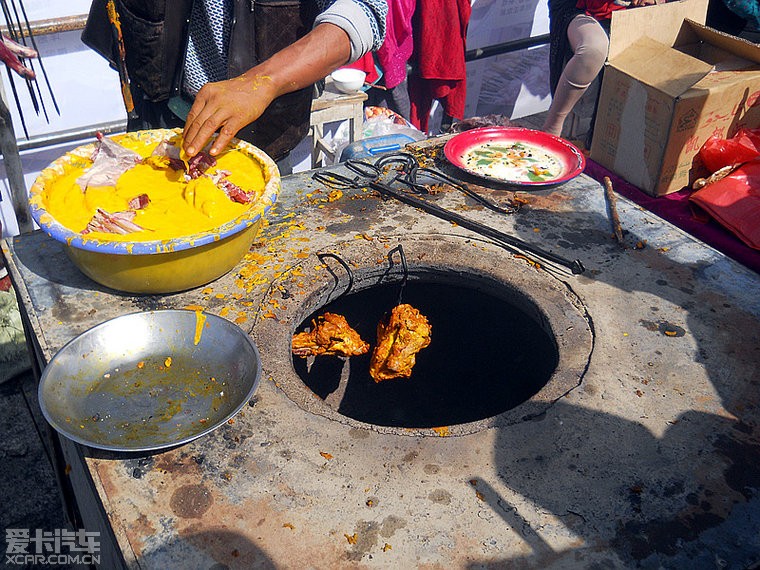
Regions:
[[466, 0, 551, 120]]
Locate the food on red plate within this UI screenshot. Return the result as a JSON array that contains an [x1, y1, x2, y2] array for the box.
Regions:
[[462, 141, 562, 183]]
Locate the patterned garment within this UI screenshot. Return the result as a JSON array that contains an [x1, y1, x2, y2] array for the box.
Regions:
[[182, 0, 387, 97], [183, 0, 234, 96], [724, 0, 760, 28]]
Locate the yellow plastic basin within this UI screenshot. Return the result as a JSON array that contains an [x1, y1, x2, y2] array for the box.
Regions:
[[29, 129, 280, 294]]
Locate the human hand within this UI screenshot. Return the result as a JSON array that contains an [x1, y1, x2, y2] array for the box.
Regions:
[[182, 73, 278, 157], [0, 34, 37, 80], [629, 0, 659, 6], [182, 23, 352, 158]]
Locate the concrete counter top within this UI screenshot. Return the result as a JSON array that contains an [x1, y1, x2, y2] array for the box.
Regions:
[[3, 140, 760, 569]]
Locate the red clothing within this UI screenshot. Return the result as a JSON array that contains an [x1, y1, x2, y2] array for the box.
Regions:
[[576, 0, 627, 21], [408, 0, 471, 132]]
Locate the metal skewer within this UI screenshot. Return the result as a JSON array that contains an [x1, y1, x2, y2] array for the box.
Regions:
[[339, 160, 586, 275], [3, 66, 27, 137], [106, 0, 138, 120], [13, 0, 59, 115], [0, 0, 38, 115], [0, 0, 59, 135]]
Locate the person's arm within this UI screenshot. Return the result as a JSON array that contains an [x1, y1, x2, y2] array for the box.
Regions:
[[183, 0, 387, 157], [183, 22, 351, 157]]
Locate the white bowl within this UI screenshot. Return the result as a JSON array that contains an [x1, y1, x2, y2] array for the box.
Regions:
[[330, 68, 366, 94]]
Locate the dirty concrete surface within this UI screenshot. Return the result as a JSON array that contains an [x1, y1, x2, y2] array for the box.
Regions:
[[3, 134, 760, 569]]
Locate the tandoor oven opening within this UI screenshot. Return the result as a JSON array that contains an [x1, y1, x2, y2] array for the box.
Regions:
[[292, 278, 560, 429]]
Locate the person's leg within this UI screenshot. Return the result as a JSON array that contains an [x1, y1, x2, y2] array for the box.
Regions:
[[542, 14, 608, 137]]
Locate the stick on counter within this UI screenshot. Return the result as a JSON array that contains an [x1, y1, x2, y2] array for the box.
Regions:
[[603, 176, 625, 248]]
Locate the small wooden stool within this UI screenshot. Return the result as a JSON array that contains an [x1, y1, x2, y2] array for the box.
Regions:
[[309, 78, 367, 168]]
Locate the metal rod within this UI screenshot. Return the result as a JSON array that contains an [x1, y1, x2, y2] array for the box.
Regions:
[[1, 14, 87, 37], [1, 0, 38, 115], [465, 34, 550, 62], [15, 0, 60, 114], [374, 175, 585, 275], [342, 159, 585, 274], [106, 0, 137, 119], [27, 56, 49, 120], [4, 66, 27, 138], [16, 120, 126, 152]]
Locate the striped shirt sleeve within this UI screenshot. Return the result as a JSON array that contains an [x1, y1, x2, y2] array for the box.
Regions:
[[315, 0, 388, 63]]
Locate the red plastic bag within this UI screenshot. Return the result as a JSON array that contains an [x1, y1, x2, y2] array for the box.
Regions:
[[698, 128, 760, 173], [689, 158, 760, 250]]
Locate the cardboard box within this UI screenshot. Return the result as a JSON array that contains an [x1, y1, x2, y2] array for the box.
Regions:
[[589, 0, 760, 196]]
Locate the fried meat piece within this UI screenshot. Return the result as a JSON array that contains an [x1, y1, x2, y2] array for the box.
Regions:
[[292, 312, 369, 358], [369, 304, 431, 382]]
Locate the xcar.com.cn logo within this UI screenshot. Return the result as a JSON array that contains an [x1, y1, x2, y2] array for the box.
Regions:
[[5, 528, 101, 566]]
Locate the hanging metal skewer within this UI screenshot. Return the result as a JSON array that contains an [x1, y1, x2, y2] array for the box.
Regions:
[[2, 65, 27, 137], [13, 0, 58, 114], [0, 0, 35, 113], [0, 0, 59, 138], [4, 0, 42, 118]]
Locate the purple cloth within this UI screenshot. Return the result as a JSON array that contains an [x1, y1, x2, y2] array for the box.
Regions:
[[376, 0, 416, 90], [584, 159, 760, 275]]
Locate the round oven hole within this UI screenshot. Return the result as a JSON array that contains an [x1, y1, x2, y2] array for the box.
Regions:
[[292, 279, 559, 429]]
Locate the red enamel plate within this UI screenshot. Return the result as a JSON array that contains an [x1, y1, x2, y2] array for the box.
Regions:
[[443, 126, 586, 187]]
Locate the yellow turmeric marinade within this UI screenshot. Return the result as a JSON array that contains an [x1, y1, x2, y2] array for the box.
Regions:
[[41, 132, 267, 242]]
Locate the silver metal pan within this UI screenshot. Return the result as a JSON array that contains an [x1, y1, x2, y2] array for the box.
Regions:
[[39, 309, 261, 453]]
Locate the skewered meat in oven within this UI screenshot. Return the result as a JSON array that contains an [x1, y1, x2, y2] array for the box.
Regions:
[[369, 304, 431, 382], [292, 313, 370, 358]]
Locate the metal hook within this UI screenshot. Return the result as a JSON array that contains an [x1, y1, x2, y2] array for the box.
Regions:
[[391, 171, 429, 194], [316, 252, 355, 301], [411, 166, 518, 215], [374, 153, 430, 194], [345, 159, 383, 179], [385, 244, 408, 305], [311, 170, 359, 190], [375, 152, 418, 172]]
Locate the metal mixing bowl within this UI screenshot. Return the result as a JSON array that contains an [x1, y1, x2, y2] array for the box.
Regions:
[[38, 309, 262, 452], [28, 129, 280, 294]]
